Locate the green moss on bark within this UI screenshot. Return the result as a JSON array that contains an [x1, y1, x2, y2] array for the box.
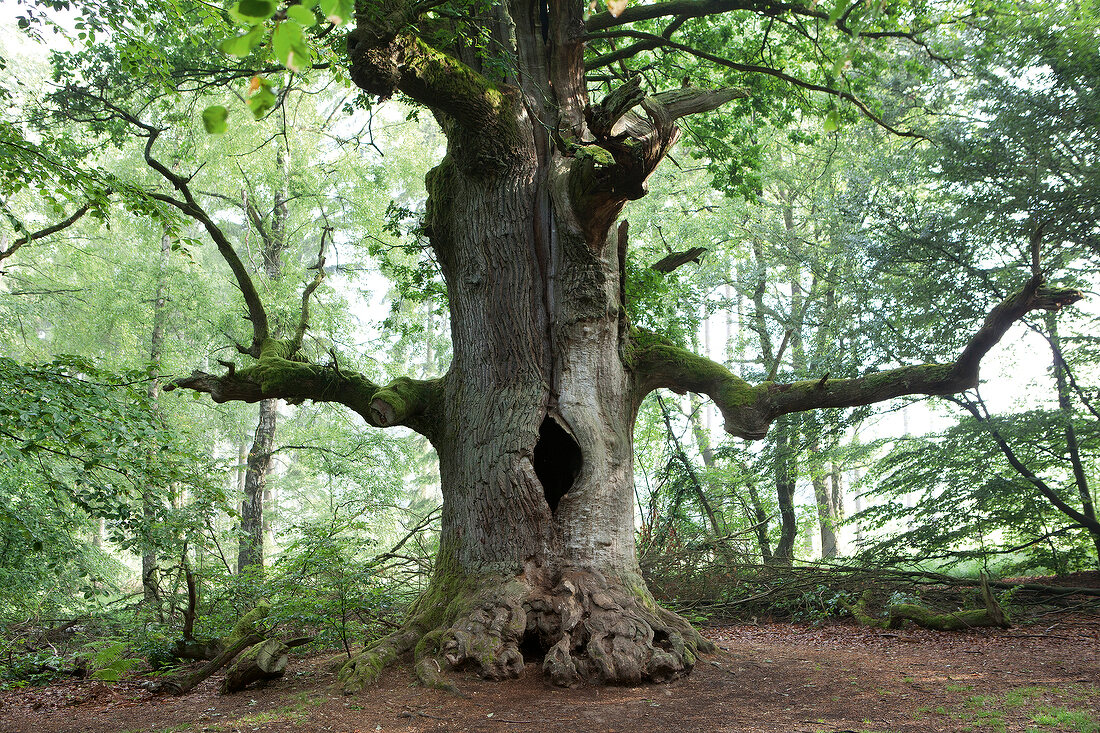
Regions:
[[887, 603, 1010, 630], [628, 328, 760, 408], [223, 601, 270, 647]]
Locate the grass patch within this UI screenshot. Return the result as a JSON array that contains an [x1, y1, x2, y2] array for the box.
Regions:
[[1030, 705, 1100, 732], [208, 695, 325, 730], [912, 684, 1099, 733]]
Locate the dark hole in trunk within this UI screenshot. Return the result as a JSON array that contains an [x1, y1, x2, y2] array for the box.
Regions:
[[533, 416, 583, 513], [519, 629, 547, 664]]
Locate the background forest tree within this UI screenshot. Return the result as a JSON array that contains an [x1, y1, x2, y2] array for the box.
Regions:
[[0, 0, 1097, 695]]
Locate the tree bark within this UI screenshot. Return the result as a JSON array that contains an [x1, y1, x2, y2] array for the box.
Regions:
[[1044, 313, 1100, 564], [237, 151, 290, 576], [239, 398, 276, 574], [812, 467, 838, 558], [220, 638, 288, 693]]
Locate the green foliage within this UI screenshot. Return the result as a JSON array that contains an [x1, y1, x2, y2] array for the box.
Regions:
[[84, 640, 142, 682], [854, 408, 1099, 573], [0, 647, 68, 690], [0, 356, 227, 623], [201, 105, 229, 134], [267, 517, 397, 653], [770, 584, 856, 624]]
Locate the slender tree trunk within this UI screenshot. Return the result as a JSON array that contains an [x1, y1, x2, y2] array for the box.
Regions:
[[811, 466, 837, 558], [664, 396, 723, 538], [143, 231, 171, 607], [772, 415, 799, 562], [1044, 313, 1100, 565], [749, 238, 800, 562], [830, 462, 844, 547], [237, 151, 290, 576], [238, 398, 276, 573]]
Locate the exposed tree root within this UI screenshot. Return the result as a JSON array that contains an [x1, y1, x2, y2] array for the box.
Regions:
[[338, 566, 713, 694], [336, 628, 419, 693]]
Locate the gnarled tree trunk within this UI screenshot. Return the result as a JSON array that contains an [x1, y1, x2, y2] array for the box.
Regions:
[[166, 0, 1082, 692]]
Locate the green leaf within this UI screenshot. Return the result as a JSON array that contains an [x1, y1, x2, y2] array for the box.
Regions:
[[319, 0, 354, 24], [220, 25, 263, 57], [823, 108, 840, 133], [201, 105, 229, 134], [236, 0, 277, 20], [248, 86, 277, 119], [831, 48, 854, 78], [285, 5, 316, 26], [272, 21, 311, 72]]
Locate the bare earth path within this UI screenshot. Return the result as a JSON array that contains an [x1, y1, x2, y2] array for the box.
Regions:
[[3, 620, 1098, 733]]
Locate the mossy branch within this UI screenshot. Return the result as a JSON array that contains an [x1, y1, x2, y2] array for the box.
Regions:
[[629, 277, 1083, 440], [346, 9, 523, 166], [629, 329, 771, 440], [166, 347, 441, 436]]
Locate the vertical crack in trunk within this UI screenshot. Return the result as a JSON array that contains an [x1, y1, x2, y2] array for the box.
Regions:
[[533, 414, 583, 513]]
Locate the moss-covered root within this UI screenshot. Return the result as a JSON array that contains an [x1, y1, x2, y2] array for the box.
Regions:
[[337, 628, 419, 695], [844, 590, 888, 628], [534, 570, 709, 687], [413, 651, 464, 696], [887, 603, 1011, 631], [427, 581, 529, 684]]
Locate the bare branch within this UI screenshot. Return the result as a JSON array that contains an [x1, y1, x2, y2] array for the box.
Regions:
[[586, 30, 926, 139], [586, 0, 929, 42], [649, 246, 707, 273], [0, 202, 98, 264], [570, 82, 747, 243], [290, 230, 330, 353]]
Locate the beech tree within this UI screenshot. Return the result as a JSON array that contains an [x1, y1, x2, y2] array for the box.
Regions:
[[15, 0, 1086, 691]]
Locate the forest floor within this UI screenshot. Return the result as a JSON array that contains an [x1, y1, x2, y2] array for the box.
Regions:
[[3, 606, 1098, 732]]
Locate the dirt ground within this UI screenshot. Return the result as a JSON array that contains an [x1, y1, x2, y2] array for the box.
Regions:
[[3, 616, 1098, 733]]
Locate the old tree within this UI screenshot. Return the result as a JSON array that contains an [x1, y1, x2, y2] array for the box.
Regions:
[[30, 0, 1083, 690]]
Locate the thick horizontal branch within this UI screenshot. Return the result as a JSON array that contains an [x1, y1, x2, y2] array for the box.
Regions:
[[629, 329, 773, 439], [166, 345, 440, 435], [630, 277, 1083, 440]]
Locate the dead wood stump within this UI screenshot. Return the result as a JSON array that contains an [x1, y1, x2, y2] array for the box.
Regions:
[[220, 638, 289, 693]]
